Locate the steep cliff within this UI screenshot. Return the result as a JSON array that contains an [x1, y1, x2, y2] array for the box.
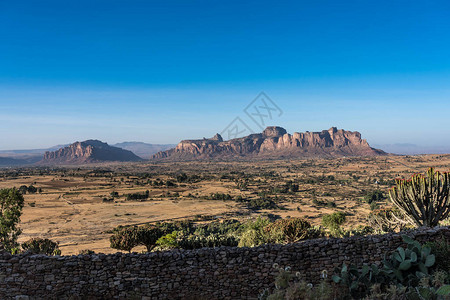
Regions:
[[40, 140, 142, 164], [152, 126, 386, 160]]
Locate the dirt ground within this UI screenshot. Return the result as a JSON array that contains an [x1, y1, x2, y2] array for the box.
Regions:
[[1, 154, 449, 255]]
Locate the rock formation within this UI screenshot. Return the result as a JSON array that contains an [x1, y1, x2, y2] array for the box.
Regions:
[[152, 126, 386, 160], [40, 140, 142, 165]]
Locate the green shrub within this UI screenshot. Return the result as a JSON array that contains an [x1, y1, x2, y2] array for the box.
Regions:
[[0, 188, 24, 251], [364, 190, 385, 204], [110, 226, 140, 252], [238, 217, 274, 247], [210, 193, 233, 200], [176, 232, 238, 249], [110, 224, 165, 252], [322, 212, 346, 237], [155, 220, 241, 250], [236, 196, 278, 210], [155, 231, 179, 250], [265, 218, 312, 244], [137, 225, 164, 251], [126, 190, 149, 201], [22, 238, 61, 255]]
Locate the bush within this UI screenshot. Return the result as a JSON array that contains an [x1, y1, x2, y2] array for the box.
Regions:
[[247, 197, 278, 210], [126, 190, 149, 201], [176, 232, 238, 249], [22, 238, 61, 255], [364, 190, 385, 204], [18, 185, 38, 195], [110, 224, 164, 252], [265, 218, 313, 243], [137, 225, 164, 251], [238, 217, 273, 247], [0, 188, 24, 251], [155, 231, 179, 250], [154, 220, 241, 250], [322, 212, 346, 237], [176, 173, 188, 182], [110, 226, 140, 252], [235, 195, 278, 210]]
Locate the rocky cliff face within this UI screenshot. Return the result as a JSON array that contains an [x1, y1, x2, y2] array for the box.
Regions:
[[40, 140, 142, 165], [152, 126, 386, 160]]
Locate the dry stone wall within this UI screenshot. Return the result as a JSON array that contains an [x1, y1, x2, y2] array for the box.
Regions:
[[0, 227, 448, 300]]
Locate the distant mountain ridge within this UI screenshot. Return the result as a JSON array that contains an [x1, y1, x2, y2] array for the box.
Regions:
[[0, 144, 69, 155], [153, 126, 386, 160], [373, 143, 450, 155], [40, 140, 142, 165], [112, 142, 176, 159], [0, 156, 41, 167]]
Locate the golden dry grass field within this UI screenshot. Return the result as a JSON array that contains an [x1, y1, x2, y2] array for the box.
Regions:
[[1, 154, 449, 255]]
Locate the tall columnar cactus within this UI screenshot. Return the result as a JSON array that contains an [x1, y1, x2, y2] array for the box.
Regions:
[[389, 168, 450, 227]]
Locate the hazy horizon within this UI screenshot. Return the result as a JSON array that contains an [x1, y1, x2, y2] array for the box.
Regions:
[[1, 1, 450, 150]]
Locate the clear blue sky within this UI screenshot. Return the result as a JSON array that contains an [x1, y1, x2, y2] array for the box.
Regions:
[[1, 0, 450, 150]]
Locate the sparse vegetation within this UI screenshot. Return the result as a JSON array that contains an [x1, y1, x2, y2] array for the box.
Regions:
[[21, 238, 61, 255], [126, 190, 150, 201], [0, 156, 449, 254]]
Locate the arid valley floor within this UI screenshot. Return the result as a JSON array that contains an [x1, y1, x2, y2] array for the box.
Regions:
[[1, 154, 449, 255]]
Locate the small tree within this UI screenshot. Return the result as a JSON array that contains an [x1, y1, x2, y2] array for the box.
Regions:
[[138, 225, 163, 251], [18, 185, 28, 195], [110, 226, 139, 252], [389, 168, 450, 227], [22, 238, 61, 255], [27, 185, 37, 194], [110, 225, 164, 252], [0, 188, 24, 251]]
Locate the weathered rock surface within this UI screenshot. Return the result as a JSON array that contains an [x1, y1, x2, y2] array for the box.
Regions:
[[153, 126, 386, 160], [40, 140, 142, 165]]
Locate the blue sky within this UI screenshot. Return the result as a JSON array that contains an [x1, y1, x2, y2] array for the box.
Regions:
[[1, 0, 450, 150]]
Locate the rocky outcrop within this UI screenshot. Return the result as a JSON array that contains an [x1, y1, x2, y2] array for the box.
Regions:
[[40, 140, 142, 165], [152, 126, 386, 160]]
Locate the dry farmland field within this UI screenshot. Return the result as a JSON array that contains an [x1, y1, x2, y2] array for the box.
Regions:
[[1, 154, 449, 255]]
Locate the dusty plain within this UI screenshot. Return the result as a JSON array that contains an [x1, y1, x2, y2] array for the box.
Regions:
[[0, 154, 449, 255]]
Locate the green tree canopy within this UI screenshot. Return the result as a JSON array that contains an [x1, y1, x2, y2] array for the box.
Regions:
[[0, 188, 25, 251]]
